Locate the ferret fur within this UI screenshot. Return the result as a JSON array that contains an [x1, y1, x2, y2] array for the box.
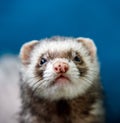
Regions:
[[19, 36, 105, 123]]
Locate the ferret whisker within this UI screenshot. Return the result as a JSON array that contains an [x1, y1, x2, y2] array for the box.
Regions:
[[84, 74, 96, 80], [31, 78, 43, 87], [31, 82, 45, 99], [81, 77, 91, 85], [81, 77, 96, 88], [32, 79, 49, 94], [89, 69, 99, 73], [25, 76, 43, 87], [28, 75, 41, 80], [30, 79, 44, 104], [31, 80, 43, 91], [82, 78, 92, 84]]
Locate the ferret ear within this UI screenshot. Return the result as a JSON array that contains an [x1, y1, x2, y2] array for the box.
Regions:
[[76, 37, 97, 58], [20, 40, 38, 65]]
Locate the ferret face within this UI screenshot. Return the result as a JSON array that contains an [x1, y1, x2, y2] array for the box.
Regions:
[[20, 37, 99, 100]]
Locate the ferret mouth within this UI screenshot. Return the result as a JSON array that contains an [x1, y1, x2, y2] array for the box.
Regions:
[[54, 75, 70, 84]]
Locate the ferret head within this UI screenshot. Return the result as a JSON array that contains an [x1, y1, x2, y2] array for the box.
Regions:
[[20, 37, 99, 100]]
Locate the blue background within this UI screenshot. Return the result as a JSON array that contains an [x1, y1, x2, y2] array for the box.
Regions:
[[0, 0, 120, 122]]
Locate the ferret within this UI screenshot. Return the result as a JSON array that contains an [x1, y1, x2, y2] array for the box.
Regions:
[[19, 36, 105, 123]]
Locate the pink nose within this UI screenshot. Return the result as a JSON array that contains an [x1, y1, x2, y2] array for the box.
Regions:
[[53, 62, 69, 73]]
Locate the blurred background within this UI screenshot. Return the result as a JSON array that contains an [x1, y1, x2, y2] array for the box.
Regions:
[[0, 0, 120, 122]]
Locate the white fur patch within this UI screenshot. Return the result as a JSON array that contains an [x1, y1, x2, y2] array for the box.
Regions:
[[90, 100, 105, 116]]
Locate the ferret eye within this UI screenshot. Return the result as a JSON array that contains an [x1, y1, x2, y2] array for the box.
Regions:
[[74, 56, 81, 62], [40, 58, 47, 65]]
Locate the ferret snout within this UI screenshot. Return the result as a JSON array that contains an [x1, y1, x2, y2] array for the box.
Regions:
[[53, 61, 69, 74]]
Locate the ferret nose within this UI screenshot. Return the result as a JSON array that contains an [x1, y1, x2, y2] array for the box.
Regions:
[[53, 62, 69, 73]]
